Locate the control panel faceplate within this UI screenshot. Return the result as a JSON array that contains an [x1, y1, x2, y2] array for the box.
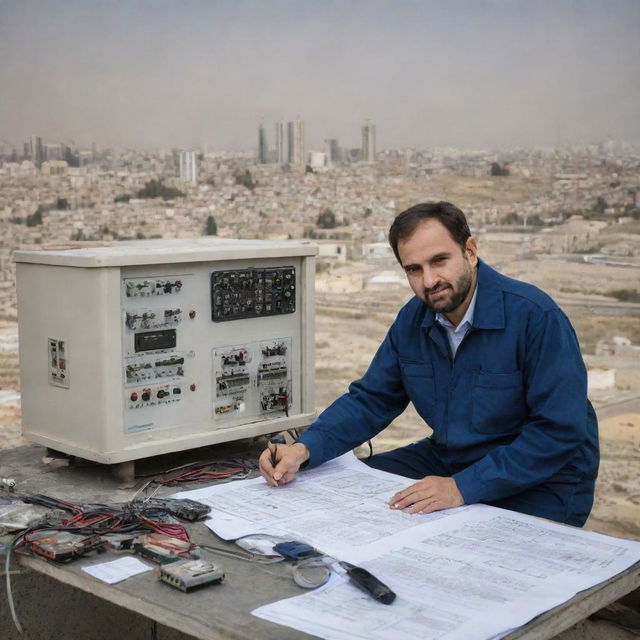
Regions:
[[211, 267, 295, 322], [121, 263, 300, 437]]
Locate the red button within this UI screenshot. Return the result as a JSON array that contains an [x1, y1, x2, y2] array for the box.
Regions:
[[130, 392, 138, 401]]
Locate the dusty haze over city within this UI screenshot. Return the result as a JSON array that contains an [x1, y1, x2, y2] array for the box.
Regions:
[[0, 0, 639, 550], [1, 0, 639, 150]]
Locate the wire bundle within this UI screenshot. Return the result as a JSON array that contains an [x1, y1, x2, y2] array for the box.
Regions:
[[140, 457, 255, 485], [4, 493, 202, 635]]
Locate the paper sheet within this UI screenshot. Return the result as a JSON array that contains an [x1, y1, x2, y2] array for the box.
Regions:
[[174, 452, 462, 559], [253, 506, 640, 640], [81, 556, 153, 584], [174, 453, 640, 639]]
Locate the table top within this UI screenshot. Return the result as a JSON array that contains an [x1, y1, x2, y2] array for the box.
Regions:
[[2, 442, 639, 640]]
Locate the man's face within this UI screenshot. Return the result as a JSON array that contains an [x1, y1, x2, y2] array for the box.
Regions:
[[397, 219, 478, 322]]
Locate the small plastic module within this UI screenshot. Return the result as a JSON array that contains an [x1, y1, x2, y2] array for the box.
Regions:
[[27, 531, 106, 562], [159, 558, 225, 592]]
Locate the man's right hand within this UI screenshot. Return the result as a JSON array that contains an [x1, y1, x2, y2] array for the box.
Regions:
[[259, 442, 310, 487]]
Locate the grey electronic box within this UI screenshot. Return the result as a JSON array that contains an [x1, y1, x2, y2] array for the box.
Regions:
[[14, 238, 317, 464]]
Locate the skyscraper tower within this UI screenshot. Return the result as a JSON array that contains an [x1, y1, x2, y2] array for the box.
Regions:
[[258, 121, 269, 164], [30, 135, 44, 168], [287, 118, 305, 165], [324, 138, 340, 166], [275, 121, 287, 166], [179, 151, 198, 184], [361, 119, 376, 162]]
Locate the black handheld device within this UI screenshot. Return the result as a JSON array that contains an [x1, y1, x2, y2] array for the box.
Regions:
[[339, 561, 396, 605]]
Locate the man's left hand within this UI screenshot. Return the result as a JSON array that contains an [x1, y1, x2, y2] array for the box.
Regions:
[[389, 476, 464, 514]]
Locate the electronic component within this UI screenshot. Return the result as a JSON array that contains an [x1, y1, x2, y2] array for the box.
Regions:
[[1, 477, 16, 492], [159, 558, 224, 592], [143, 498, 211, 521], [27, 531, 106, 563], [134, 329, 177, 353], [211, 266, 295, 322], [273, 541, 320, 560], [103, 533, 138, 552], [134, 533, 192, 564]]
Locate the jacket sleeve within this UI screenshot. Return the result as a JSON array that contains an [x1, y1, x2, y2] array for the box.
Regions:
[[298, 323, 410, 468], [453, 308, 593, 504]]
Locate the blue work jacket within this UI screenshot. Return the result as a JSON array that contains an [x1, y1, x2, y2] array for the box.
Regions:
[[299, 259, 599, 505]]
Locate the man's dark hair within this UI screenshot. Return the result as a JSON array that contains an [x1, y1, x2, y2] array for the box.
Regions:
[[388, 201, 471, 263]]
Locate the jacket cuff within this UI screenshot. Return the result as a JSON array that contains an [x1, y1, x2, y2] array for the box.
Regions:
[[453, 464, 486, 505], [296, 430, 324, 469]]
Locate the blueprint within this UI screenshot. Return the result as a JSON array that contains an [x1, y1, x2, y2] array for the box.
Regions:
[[175, 453, 640, 640]]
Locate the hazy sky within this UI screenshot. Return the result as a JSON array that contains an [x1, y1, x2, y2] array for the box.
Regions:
[[1, 0, 638, 151]]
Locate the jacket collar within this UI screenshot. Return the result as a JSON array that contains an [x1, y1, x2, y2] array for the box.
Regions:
[[420, 258, 505, 330]]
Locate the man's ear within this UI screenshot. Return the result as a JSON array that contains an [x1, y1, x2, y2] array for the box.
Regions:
[[465, 237, 478, 266]]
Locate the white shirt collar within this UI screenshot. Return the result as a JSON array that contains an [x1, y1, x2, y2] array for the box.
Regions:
[[436, 282, 478, 331]]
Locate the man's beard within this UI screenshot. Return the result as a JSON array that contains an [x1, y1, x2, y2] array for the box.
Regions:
[[421, 265, 473, 314]]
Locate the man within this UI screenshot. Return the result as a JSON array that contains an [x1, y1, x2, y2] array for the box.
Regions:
[[260, 201, 599, 526]]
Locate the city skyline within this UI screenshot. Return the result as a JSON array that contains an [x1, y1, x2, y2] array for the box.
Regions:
[[1, 1, 639, 151]]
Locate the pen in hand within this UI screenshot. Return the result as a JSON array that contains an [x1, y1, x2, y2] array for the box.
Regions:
[[268, 441, 279, 484]]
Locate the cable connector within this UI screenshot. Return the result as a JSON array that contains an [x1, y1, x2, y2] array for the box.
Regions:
[[1, 478, 16, 493]]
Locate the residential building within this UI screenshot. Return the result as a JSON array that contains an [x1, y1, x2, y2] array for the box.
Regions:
[[258, 122, 268, 164], [361, 119, 376, 162], [287, 118, 305, 165], [179, 151, 198, 184]]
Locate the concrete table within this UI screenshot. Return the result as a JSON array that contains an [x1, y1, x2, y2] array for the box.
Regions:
[[1, 443, 638, 640]]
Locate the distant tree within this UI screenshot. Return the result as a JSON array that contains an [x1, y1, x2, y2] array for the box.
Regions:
[[363, 207, 372, 218], [114, 194, 131, 203], [234, 169, 256, 191], [593, 197, 607, 214], [55, 197, 69, 210], [204, 215, 218, 236], [26, 205, 47, 227], [305, 165, 314, 174], [136, 179, 184, 200], [503, 212, 520, 225], [316, 208, 337, 229], [490, 162, 510, 177], [70, 229, 85, 241], [528, 215, 544, 227], [608, 289, 640, 303], [303, 227, 318, 239]]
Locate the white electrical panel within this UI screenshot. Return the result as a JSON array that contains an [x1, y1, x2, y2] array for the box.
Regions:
[[15, 238, 317, 464]]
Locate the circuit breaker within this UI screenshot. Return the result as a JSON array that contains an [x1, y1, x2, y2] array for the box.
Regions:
[[15, 238, 317, 464]]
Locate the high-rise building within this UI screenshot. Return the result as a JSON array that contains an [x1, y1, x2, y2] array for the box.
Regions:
[[30, 135, 44, 168], [258, 122, 269, 164], [324, 138, 340, 165], [287, 118, 305, 165], [44, 143, 64, 162], [179, 151, 198, 184], [275, 121, 287, 166], [361, 119, 376, 162]]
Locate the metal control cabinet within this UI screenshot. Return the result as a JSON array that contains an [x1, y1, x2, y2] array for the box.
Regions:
[[15, 238, 317, 463]]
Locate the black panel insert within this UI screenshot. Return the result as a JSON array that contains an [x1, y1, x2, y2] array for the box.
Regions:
[[211, 266, 296, 322], [134, 329, 177, 352]]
